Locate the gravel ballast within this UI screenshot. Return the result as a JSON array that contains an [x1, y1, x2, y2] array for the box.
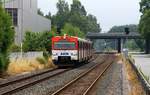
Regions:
[[12, 55, 105, 95], [87, 60, 130, 95]]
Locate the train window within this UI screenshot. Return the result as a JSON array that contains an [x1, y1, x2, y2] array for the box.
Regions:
[[54, 42, 76, 49]]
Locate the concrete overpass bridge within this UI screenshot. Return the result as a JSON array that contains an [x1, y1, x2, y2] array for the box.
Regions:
[[86, 32, 150, 54]]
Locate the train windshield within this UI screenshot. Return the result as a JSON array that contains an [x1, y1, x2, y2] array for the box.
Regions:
[[54, 42, 76, 49]]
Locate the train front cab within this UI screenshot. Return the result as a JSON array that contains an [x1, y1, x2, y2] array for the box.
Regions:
[[52, 36, 79, 66]]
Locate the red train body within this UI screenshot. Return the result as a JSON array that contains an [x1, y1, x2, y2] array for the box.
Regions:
[[51, 34, 93, 66]]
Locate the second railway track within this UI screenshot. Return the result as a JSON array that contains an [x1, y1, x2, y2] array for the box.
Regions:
[[51, 55, 116, 95], [0, 68, 70, 95]]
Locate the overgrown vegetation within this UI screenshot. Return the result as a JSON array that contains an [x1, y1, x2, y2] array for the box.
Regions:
[[0, 3, 14, 74]]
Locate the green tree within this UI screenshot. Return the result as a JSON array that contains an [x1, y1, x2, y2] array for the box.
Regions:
[[139, 0, 150, 40], [70, 0, 86, 16], [69, 0, 87, 33], [38, 8, 44, 16], [51, 0, 101, 35], [68, 12, 88, 33], [69, 0, 100, 33], [139, 0, 150, 53], [0, 3, 14, 73], [52, 0, 69, 29], [23, 30, 58, 52], [45, 12, 52, 20], [61, 23, 85, 38], [140, 0, 150, 13], [87, 14, 101, 32], [108, 24, 139, 33], [139, 10, 150, 39], [23, 32, 45, 51]]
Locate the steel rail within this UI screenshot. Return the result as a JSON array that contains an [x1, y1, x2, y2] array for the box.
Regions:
[[83, 61, 113, 95], [51, 59, 107, 95], [0, 54, 98, 95], [0, 68, 57, 87], [0, 69, 70, 95]]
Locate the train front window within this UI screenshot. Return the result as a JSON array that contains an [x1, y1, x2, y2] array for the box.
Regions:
[[54, 42, 76, 49]]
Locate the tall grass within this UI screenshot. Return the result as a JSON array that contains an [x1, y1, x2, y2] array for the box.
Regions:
[[7, 57, 55, 75]]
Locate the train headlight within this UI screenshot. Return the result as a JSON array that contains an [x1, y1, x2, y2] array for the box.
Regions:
[[71, 53, 77, 56]]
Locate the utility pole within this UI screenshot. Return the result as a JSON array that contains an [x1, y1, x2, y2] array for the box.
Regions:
[[21, 0, 23, 58]]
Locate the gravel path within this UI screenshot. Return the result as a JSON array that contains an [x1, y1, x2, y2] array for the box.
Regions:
[[12, 55, 105, 95], [87, 60, 130, 95]]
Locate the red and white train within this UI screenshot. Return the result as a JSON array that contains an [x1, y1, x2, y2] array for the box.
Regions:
[[52, 34, 93, 66]]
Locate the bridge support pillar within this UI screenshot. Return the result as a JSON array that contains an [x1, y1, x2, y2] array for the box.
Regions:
[[118, 38, 121, 53], [145, 39, 150, 54]]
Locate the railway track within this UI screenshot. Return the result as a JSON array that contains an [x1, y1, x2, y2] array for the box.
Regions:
[[51, 55, 115, 95], [0, 68, 70, 95], [0, 54, 103, 95]]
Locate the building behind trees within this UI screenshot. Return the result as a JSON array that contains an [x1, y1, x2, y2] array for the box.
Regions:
[[4, 0, 51, 44]]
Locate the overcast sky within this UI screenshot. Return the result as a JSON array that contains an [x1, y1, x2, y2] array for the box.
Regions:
[[38, 0, 141, 32]]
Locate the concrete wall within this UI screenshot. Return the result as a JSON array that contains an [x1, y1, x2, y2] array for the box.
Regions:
[[9, 52, 43, 60], [5, 0, 51, 44]]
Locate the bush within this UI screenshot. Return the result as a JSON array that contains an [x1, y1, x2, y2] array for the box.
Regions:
[[36, 57, 47, 64], [61, 23, 85, 38], [43, 51, 50, 60], [23, 31, 51, 52], [0, 4, 14, 73], [0, 54, 9, 72], [9, 44, 21, 52], [22, 27, 58, 53]]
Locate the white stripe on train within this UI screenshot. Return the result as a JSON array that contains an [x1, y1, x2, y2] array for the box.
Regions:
[[52, 50, 78, 60]]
